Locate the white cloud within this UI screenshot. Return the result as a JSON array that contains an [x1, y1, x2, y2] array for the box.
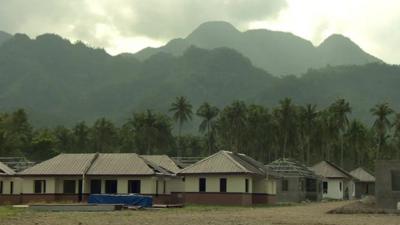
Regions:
[[0, 0, 398, 63], [249, 0, 400, 64]]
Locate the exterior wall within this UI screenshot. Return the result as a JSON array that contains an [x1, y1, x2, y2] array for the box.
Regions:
[[276, 177, 304, 203], [183, 192, 253, 206], [323, 179, 343, 199], [0, 176, 22, 195], [354, 182, 375, 199], [375, 160, 400, 209], [253, 177, 277, 194], [22, 177, 56, 194], [183, 175, 253, 193], [322, 179, 355, 200]]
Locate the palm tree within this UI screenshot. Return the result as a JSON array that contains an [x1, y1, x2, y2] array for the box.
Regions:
[[393, 113, 400, 159], [371, 103, 394, 159], [346, 120, 368, 166], [329, 99, 351, 167], [274, 98, 297, 158], [217, 101, 248, 152], [127, 110, 173, 155], [169, 96, 193, 156], [299, 104, 318, 165], [196, 102, 219, 155]]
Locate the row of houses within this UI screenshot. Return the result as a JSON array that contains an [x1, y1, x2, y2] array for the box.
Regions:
[[0, 150, 392, 207]]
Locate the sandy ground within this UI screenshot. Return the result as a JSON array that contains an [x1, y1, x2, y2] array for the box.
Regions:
[[1, 201, 399, 225]]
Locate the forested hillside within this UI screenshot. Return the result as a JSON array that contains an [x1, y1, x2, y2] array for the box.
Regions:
[[135, 21, 381, 75], [0, 32, 398, 128]]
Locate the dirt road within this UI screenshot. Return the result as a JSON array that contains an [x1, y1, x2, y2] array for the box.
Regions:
[[1, 201, 399, 225]]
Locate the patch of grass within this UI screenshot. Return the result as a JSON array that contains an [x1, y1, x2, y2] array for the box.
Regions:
[[0, 206, 23, 219]]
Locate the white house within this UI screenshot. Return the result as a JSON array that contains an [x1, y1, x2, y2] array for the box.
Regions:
[[311, 161, 356, 200]]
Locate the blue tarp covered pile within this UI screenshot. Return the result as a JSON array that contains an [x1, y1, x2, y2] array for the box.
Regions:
[[88, 194, 153, 207]]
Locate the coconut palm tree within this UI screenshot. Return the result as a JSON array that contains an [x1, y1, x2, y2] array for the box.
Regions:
[[299, 104, 318, 165], [370, 102, 394, 159], [274, 98, 297, 158], [169, 96, 193, 156], [346, 120, 368, 166], [217, 101, 248, 152], [329, 99, 351, 167], [393, 113, 400, 159], [196, 102, 219, 155]]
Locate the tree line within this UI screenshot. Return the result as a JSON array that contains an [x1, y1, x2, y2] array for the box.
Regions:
[[1, 97, 400, 171]]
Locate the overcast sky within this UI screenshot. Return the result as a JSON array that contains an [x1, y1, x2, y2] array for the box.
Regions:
[[0, 0, 398, 64]]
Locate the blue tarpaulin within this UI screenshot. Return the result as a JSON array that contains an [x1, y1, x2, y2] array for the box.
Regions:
[[88, 194, 153, 207]]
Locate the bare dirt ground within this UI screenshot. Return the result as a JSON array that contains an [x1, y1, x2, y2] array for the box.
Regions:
[[1, 201, 399, 225]]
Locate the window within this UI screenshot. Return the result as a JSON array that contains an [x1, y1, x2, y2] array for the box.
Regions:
[[163, 180, 166, 194], [90, 180, 102, 194], [339, 182, 342, 192], [245, 179, 249, 193], [34, 180, 46, 194], [0, 181, 3, 194], [155, 180, 159, 195], [63, 180, 76, 194], [299, 179, 305, 191], [199, 178, 206, 192], [282, 179, 289, 192], [391, 170, 400, 191], [323, 182, 328, 194], [10, 181, 13, 194], [220, 178, 227, 193], [128, 180, 141, 194], [105, 180, 118, 194], [306, 178, 317, 192]]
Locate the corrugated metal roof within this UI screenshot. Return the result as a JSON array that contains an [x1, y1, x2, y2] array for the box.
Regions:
[[86, 153, 155, 175], [311, 161, 354, 179], [178, 151, 267, 175], [19, 154, 96, 175], [0, 161, 15, 175], [350, 167, 375, 182], [141, 155, 181, 173]]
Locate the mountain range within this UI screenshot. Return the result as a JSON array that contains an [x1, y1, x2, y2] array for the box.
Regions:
[[135, 21, 381, 76], [0, 22, 398, 128]]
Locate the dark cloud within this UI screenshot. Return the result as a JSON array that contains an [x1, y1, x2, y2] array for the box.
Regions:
[[0, 0, 287, 46]]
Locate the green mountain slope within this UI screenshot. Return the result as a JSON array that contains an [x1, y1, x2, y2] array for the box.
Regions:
[[0, 33, 398, 127], [135, 21, 382, 76], [0, 31, 12, 46]]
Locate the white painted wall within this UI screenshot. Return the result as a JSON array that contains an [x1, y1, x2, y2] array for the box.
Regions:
[[322, 179, 355, 200], [0, 177, 22, 194]]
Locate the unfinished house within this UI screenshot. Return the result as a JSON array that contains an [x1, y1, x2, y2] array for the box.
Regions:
[[350, 167, 375, 198], [178, 151, 278, 206], [266, 159, 322, 203], [375, 160, 400, 209], [311, 161, 356, 200], [0, 161, 22, 204], [17, 153, 183, 204]]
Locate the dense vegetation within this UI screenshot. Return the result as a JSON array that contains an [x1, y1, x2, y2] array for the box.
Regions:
[[1, 97, 399, 171], [135, 21, 381, 75], [0, 32, 398, 128]]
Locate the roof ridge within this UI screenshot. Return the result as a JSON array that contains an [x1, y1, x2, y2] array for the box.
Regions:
[[82, 153, 99, 175], [322, 160, 355, 179], [223, 151, 251, 173], [179, 151, 223, 173], [138, 154, 172, 175]]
